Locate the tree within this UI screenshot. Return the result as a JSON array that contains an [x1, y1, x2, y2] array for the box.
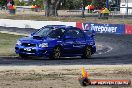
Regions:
[[91, 0, 106, 9], [14, 0, 27, 6], [0, 0, 7, 6], [33, 0, 43, 9], [10, 0, 15, 5], [44, 0, 62, 16]]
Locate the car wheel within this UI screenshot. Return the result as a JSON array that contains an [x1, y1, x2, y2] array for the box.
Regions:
[[50, 46, 61, 59], [19, 54, 28, 59], [82, 46, 91, 59]]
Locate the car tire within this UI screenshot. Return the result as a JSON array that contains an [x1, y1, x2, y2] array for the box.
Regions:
[[82, 46, 91, 59], [19, 54, 28, 59], [49, 46, 61, 59], [79, 78, 91, 86]]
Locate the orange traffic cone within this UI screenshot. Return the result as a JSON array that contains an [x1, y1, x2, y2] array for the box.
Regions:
[[81, 67, 89, 78]]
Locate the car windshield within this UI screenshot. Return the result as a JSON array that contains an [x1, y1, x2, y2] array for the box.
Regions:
[[33, 27, 53, 37], [33, 27, 65, 38]]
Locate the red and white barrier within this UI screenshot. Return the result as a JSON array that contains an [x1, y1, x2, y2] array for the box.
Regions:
[[125, 24, 132, 34], [0, 19, 76, 29]]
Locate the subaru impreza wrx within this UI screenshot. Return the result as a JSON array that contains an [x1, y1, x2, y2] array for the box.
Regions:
[[15, 25, 96, 59]]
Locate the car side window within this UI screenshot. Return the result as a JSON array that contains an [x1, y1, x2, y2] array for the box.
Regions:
[[48, 28, 65, 38], [65, 29, 85, 39], [75, 30, 85, 39], [65, 30, 76, 38]]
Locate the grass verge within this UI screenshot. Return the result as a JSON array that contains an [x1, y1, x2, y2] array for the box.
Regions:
[[0, 33, 24, 56], [0, 14, 132, 24]]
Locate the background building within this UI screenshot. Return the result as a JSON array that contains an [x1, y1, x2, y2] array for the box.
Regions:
[[120, 0, 132, 14]]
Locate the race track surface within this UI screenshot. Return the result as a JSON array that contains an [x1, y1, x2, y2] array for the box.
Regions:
[[0, 27, 132, 66]]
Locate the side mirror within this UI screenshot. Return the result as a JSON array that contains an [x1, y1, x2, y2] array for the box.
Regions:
[[31, 32, 35, 36]]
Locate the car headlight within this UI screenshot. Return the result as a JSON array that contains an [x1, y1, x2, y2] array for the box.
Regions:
[[39, 43, 48, 48], [16, 41, 21, 45]]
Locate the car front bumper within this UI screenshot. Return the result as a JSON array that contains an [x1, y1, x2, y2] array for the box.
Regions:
[[15, 45, 52, 57]]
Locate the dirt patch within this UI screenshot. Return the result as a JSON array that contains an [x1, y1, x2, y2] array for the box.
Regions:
[[0, 65, 131, 88]]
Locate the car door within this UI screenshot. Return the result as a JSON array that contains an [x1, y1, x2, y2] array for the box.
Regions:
[[72, 29, 86, 54], [63, 29, 77, 54], [63, 29, 86, 54]]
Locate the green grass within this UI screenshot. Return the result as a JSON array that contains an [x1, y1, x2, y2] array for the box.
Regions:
[[0, 33, 24, 56]]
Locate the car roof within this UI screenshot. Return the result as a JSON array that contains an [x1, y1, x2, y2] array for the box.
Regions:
[[44, 25, 82, 31], [45, 25, 66, 28]]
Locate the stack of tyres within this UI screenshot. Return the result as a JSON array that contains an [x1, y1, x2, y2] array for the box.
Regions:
[[98, 13, 109, 19]]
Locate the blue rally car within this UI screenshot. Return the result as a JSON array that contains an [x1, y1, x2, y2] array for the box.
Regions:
[[15, 25, 96, 59]]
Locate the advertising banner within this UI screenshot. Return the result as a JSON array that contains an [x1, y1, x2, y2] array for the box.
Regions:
[[125, 24, 132, 34], [76, 22, 125, 34], [83, 23, 125, 34]]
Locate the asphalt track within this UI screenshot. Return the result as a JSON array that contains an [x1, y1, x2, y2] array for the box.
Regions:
[[0, 27, 132, 66]]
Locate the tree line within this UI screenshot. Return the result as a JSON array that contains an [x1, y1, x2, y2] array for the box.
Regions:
[[0, 0, 106, 9], [0, 0, 118, 16]]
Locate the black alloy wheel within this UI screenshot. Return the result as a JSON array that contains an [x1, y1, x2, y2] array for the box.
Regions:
[[82, 46, 92, 59], [50, 46, 61, 59]]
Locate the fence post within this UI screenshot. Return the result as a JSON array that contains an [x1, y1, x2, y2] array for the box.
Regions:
[[82, 0, 85, 18]]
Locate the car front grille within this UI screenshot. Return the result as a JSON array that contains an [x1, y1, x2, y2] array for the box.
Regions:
[[21, 43, 36, 47], [20, 49, 36, 53]]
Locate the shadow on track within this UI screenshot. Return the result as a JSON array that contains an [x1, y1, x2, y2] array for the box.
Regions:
[[0, 53, 132, 66]]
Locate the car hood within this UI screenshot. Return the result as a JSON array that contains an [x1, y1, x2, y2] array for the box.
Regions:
[[19, 36, 57, 44]]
